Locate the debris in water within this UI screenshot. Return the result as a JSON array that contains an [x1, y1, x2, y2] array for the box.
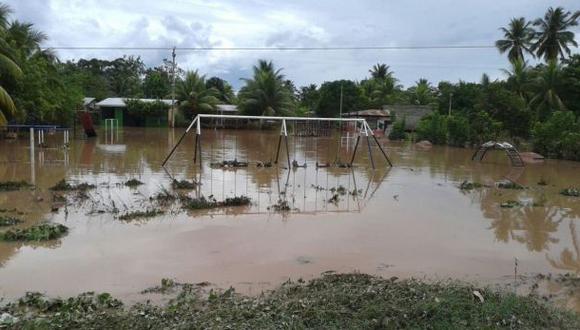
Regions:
[[180, 195, 251, 210], [124, 179, 144, 187], [49, 179, 95, 192], [500, 200, 522, 208], [0, 216, 22, 227], [210, 159, 248, 169], [537, 178, 548, 186], [118, 209, 164, 221], [0, 223, 68, 241], [459, 181, 486, 190], [256, 161, 272, 168], [497, 180, 524, 190], [171, 179, 196, 190], [268, 199, 294, 212], [560, 187, 579, 197], [0, 180, 32, 192]]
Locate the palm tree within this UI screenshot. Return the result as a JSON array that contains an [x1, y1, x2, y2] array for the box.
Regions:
[[409, 79, 436, 105], [369, 63, 393, 80], [532, 7, 580, 62], [531, 60, 566, 120], [0, 4, 22, 126], [176, 70, 219, 118], [495, 17, 535, 63], [238, 60, 293, 116], [501, 59, 532, 101]]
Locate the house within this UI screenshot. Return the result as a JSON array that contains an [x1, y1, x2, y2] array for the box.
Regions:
[[383, 105, 432, 131], [213, 104, 239, 128], [83, 97, 97, 111], [96, 98, 175, 127], [343, 109, 391, 131]]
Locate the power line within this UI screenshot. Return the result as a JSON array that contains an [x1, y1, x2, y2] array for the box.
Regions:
[[43, 45, 497, 51]]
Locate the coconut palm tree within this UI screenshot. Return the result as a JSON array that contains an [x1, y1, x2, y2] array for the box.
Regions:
[[531, 7, 580, 62], [238, 60, 293, 116], [0, 4, 22, 126], [369, 63, 393, 80], [531, 60, 566, 120], [408, 79, 436, 105], [501, 59, 533, 101], [176, 70, 219, 118], [495, 17, 535, 63]]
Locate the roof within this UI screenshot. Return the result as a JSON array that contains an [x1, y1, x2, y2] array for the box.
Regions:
[[216, 104, 238, 113], [96, 98, 174, 108], [344, 109, 390, 117], [83, 97, 96, 106], [384, 105, 432, 130]]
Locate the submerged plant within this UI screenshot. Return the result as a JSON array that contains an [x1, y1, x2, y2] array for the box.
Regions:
[[500, 200, 522, 208], [0, 216, 22, 227], [124, 179, 144, 187], [180, 195, 251, 210], [118, 209, 164, 221], [0, 223, 68, 241], [50, 179, 95, 192], [268, 199, 292, 212], [459, 180, 485, 190], [0, 180, 32, 192], [172, 179, 196, 189], [560, 187, 580, 197], [497, 181, 525, 190]]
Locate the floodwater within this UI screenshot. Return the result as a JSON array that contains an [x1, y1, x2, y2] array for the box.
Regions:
[[0, 127, 579, 306]]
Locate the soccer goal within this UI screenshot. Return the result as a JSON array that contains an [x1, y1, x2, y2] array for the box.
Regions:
[[161, 114, 393, 169]]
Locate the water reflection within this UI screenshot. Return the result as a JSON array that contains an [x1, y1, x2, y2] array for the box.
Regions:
[[547, 222, 580, 274]]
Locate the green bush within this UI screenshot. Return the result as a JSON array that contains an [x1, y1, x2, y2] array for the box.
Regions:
[[388, 117, 406, 140], [532, 111, 580, 161], [416, 112, 447, 144], [125, 99, 169, 117], [447, 115, 470, 147]]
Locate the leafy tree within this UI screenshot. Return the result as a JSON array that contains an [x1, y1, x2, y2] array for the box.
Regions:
[[298, 84, 319, 113], [238, 60, 293, 116], [0, 4, 21, 125], [530, 60, 566, 120], [447, 115, 470, 146], [316, 80, 362, 117], [408, 79, 436, 106], [532, 111, 580, 160], [531, 7, 580, 62], [561, 55, 580, 117], [502, 59, 533, 101], [495, 17, 535, 62], [205, 76, 235, 104], [143, 67, 170, 99], [176, 70, 219, 119]]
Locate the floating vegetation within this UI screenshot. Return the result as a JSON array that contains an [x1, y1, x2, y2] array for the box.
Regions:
[[0, 223, 68, 241], [560, 187, 580, 197], [210, 159, 248, 169], [118, 209, 164, 221], [459, 180, 485, 190], [0, 180, 32, 192], [330, 185, 347, 195], [181, 195, 251, 210], [171, 179, 196, 189], [268, 199, 293, 212], [328, 194, 340, 204], [52, 194, 66, 203], [49, 179, 96, 192], [141, 278, 180, 294], [150, 188, 178, 206], [500, 200, 522, 208], [0, 216, 22, 227], [537, 178, 548, 186], [256, 160, 272, 168], [497, 181, 524, 190], [4, 273, 579, 329], [124, 179, 144, 187], [292, 160, 307, 168], [311, 184, 325, 191]]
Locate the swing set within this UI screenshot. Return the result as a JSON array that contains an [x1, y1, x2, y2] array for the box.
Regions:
[[162, 114, 393, 170]]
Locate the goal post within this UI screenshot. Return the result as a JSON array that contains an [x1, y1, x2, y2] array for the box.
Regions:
[[161, 114, 393, 168]]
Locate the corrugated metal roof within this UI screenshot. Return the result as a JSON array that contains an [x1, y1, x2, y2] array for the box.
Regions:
[[96, 98, 174, 108], [216, 104, 238, 112], [344, 109, 390, 117], [83, 97, 96, 106]]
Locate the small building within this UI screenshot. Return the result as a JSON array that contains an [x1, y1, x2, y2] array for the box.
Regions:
[[96, 98, 174, 127], [343, 109, 391, 131], [83, 97, 97, 111], [383, 105, 432, 131], [213, 104, 239, 128]]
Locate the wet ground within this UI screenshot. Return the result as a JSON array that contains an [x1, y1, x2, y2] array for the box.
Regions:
[[0, 127, 579, 308]]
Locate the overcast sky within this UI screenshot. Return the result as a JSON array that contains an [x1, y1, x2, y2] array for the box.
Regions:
[[6, 0, 580, 89]]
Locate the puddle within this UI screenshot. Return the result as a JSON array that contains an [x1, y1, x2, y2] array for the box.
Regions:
[[0, 127, 580, 311]]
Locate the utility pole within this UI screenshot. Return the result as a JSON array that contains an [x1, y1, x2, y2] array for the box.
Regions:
[[170, 47, 177, 127], [448, 92, 453, 116]]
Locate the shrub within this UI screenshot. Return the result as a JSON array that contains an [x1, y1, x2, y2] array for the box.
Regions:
[[388, 117, 406, 140], [0, 223, 68, 241], [447, 115, 470, 147], [416, 112, 447, 145], [532, 111, 580, 161]]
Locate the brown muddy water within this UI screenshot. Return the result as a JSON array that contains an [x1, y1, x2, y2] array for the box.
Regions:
[[0, 127, 579, 308]]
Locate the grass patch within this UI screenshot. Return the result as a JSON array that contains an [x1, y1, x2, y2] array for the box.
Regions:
[[560, 187, 579, 197], [49, 179, 95, 192], [0, 216, 22, 227], [180, 195, 251, 210], [118, 209, 164, 221], [124, 179, 144, 187], [459, 180, 485, 190], [0, 223, 68, 241], [497, 181, 525, 190], [171, 179, 196, 189], [1, 273, 579, 328], [0, 180, 32, 192]]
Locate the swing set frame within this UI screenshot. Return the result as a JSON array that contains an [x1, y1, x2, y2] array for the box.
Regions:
[[162, 114, 393, 169]]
